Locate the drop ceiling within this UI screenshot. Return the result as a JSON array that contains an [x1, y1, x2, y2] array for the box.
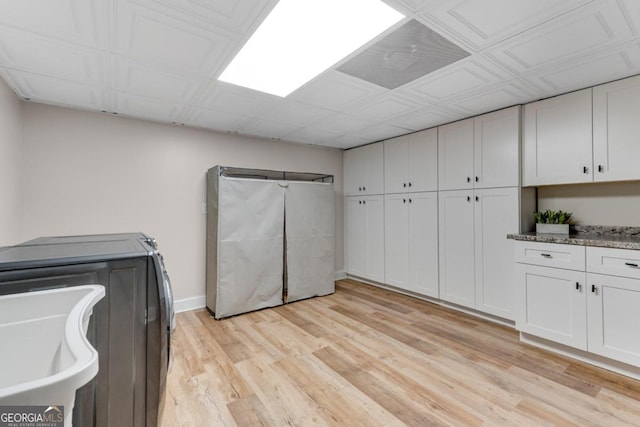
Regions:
[[0, 0, 639, 149]]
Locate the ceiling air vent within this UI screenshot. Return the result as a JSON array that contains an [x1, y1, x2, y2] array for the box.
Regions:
[[337, 19, 470, 89]]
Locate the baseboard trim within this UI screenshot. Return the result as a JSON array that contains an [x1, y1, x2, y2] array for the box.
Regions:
[[174, 295, 206, 313], [334, 270, 347, 280]]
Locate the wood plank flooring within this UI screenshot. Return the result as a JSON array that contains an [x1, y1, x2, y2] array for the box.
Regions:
[[161, 279, 640, 426]]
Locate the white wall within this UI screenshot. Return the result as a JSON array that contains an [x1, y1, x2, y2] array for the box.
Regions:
[[21, 103, 344, 304], [0, 78, 23, 246], [538, 181, 640, 226]]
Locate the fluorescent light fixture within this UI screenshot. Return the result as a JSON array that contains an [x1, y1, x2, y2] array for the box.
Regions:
[[218, 0, 404, 97]]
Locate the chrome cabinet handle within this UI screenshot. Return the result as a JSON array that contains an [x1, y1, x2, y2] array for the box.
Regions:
[[625, 262, 639, 268]]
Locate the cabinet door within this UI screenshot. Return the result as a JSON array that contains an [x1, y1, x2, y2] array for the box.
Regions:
[[515, 264, 587, 350], [364, 195, 385, 282], [384, 194, 409, 288], [439, 189, 475, 307], [587, 273, 640, 367], [344, 143, 384, 196], [362, 143, 384, 195], [384, 136, 409, 194], [408, 128, 438, 192], [345, 197, 366, 277], [523, 89, 593, 186], [438, 118, 474, 190], [474, 187, 519, 319], [593, 75, 640, 182], [409, 192, 439, 298], [474, 106, 520, 189], [343, 149, 362, 196]]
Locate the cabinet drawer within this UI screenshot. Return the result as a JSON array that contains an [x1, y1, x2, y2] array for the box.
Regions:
[[514, 241, 585, 270], [587, 247, 640, 279]]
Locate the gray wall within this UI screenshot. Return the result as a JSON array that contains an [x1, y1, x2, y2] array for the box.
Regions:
[[20, 102, 344, 304], [0, 78, 23, 246]]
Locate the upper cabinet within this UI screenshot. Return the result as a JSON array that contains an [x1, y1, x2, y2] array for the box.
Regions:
[[524, 75, 640, 187], [384, 128, 437, 194], [439, 106, 520, 191], [593, 74, 640, 183], [344, 142, 384, 196], [523, 89, 593, 186]]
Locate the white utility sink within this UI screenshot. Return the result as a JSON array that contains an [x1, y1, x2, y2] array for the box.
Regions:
[[0, 285, 105, 427]]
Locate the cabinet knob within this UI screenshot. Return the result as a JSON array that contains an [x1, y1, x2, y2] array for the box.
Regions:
[[358, 200, 362, 204], [625, 262, 638, 268], [592, 284, 597, 294], [583, 166, 589, 174], [467, 177, 471, 183], [598, 165, 604, 173], [541, 253, 552, 258], [475, 196, 479, 202], [475, 176, 479, 182], [403, 183, 407, 188], [408, 182, 412, 187], [363, 186, 366, 191], [576, 282, 581, 291], [363, 200, 366, 205], [403, 198, 406, 203], [467, 196, 471, 202], [409, 199, 412, 203], [358, 187, 362, 191]]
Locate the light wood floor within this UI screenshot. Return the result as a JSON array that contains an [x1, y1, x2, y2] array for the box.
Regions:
[[162, 279, 640, 426]]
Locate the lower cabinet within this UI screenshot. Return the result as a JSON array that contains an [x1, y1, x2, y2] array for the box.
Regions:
[[345, 195, 384, 283], [384, 192, 438, 298], [439, 187, 520, 319], [516, 263, 587, 350], [514, 241, 640, 368], [587, 273, 640, 366]]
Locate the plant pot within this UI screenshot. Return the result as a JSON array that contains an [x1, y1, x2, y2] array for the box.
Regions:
[[536, 223, 569, 235]]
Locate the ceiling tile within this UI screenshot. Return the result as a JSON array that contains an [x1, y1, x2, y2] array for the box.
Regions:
[[442, 80, 541, 116], [194, 81, 280, 117], [348, 123, 412, 142], [391, 107, 459, 131], [136, 0, 277, 33], [257, 99, 334, 128], [0, 0, 107, 48], [283, 126, 342, 145], [397, 56, 514, 102], [112, 56, 202, 103], [417, 0, 593, 51], [484, 0, 637, 74], [346, 93, 421, 121], [113, 90, 187, 122], [289, 71, 385, 112], [112, 0, 240, 78], [1, 69, 105, 109], [237, 119, 300, 140], [182, 106, 250, 131], [300, 113, 378, 136], [0, 28, 105, 85], [521, 40, 640, 96]]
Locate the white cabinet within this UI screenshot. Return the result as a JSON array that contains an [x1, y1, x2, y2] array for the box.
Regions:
[[385, 192, 438, 298], [439, 190, 475, 306], [439, 106, 520, 190], [439, 187, 520, 316], [345, 195, 384, 282], [523, 88, 593, 186], [514, 242, 640, 368], [593, 74, 640, 182], [344, 142, 384, 196], [384, 128, 437, 194], [587, 273, 640, 367], [438, 119, 474, 191], [474, 187, 520, 319], [516, 263, 587, 350]]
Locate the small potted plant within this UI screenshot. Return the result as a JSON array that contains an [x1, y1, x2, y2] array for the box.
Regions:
[[534, 209, 572, 234]]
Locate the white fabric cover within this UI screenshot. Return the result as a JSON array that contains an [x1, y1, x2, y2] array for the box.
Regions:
[[285, 182, 335, 302], [216, 177, 284, 318]]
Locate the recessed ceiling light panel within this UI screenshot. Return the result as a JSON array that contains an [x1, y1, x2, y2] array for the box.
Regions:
[[218, 0, 404, 97]]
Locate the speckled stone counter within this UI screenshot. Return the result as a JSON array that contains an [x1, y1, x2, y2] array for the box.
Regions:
[[507, 226, 640, 250]]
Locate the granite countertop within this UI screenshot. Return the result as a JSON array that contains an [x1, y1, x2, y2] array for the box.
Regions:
[[507, 226, 640, 250]]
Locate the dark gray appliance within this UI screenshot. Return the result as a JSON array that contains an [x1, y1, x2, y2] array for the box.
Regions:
[[0, 232, 174, 427]]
